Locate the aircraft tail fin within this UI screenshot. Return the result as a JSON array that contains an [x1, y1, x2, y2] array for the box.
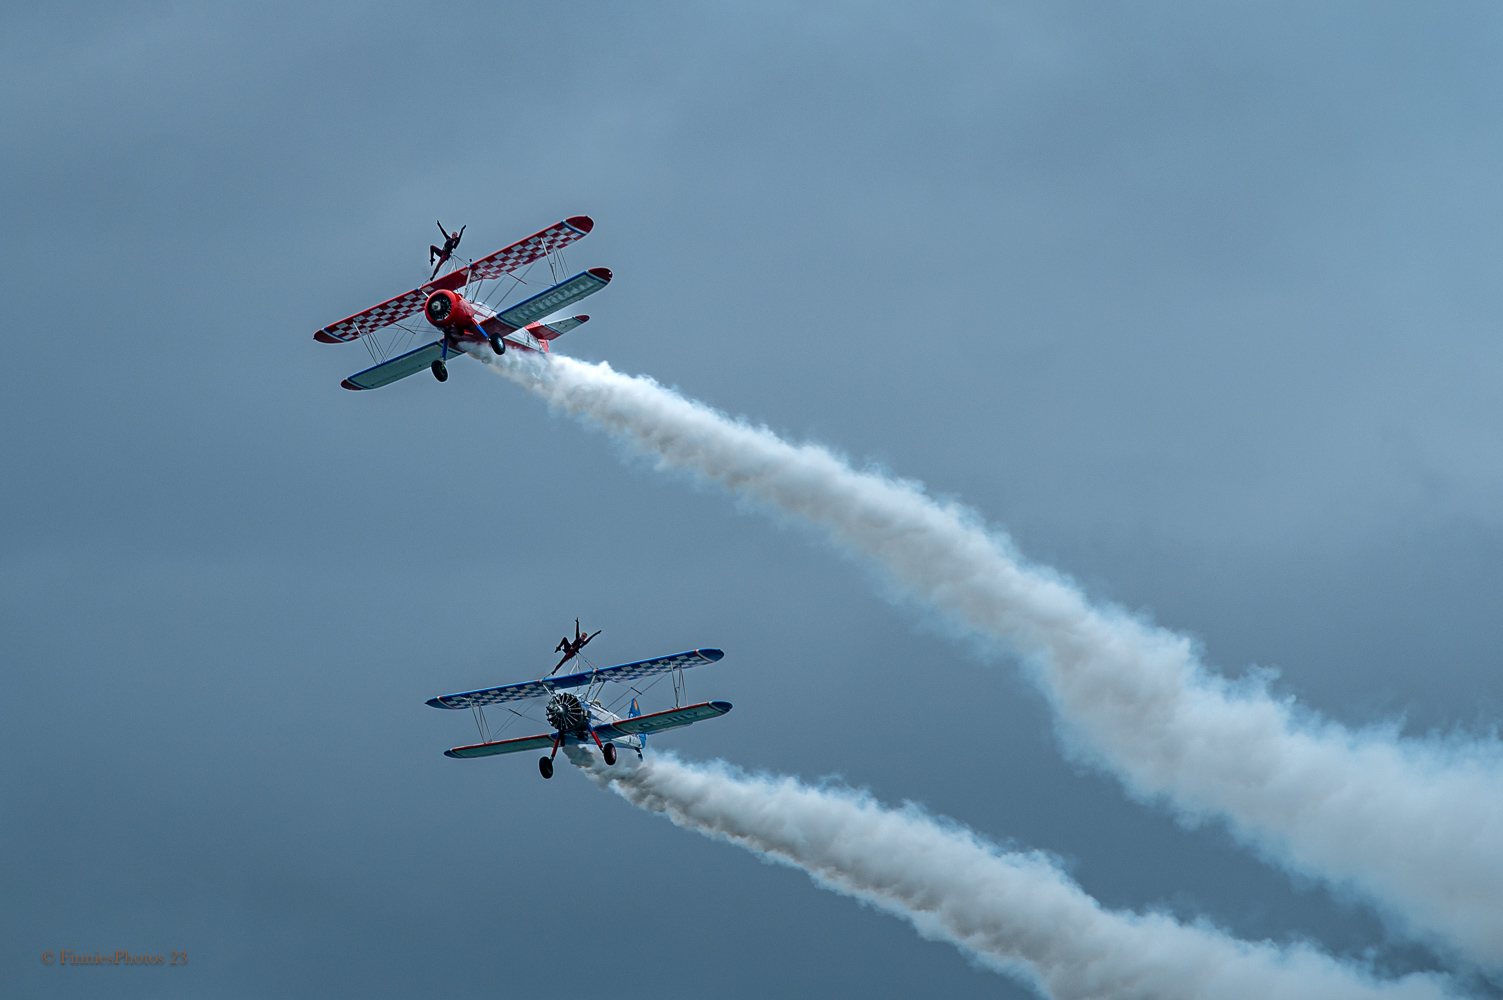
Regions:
[[629, 698, 644, 748]]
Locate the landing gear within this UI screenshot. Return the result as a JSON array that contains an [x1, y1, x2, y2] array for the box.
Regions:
[[489, 334, 506, 356], [431, 359, 448, 382], [602, 743, 617, 766], [538, 756, 554, 779]]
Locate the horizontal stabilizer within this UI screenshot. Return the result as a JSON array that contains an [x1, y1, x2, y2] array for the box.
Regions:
[[528, 315, 588, 341], [491, 269, 611, 332], [341, 341, 449, 390], [426, 648, 724, 710], [444, 702, 732, 760]]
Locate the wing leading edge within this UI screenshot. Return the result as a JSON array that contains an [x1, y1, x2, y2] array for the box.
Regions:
[[426, 649, 724, 710]]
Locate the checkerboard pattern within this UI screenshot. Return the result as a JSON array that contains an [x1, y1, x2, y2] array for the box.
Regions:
[[430, 649, 723, 710], [468, 219, 590, 282], [316, 218, 592, 343]]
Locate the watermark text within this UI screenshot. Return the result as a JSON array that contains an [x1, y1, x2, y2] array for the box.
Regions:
[[42, 950, 186, 966]]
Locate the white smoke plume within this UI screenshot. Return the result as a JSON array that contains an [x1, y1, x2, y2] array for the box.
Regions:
[[567, 748, 1453, 1000], [495, 353, 1503, 968]]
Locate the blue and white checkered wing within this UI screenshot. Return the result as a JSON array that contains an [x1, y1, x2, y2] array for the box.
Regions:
[[425, 649, 724, 711], [547, 649, 725, 690], [426, 679, 553, 710]]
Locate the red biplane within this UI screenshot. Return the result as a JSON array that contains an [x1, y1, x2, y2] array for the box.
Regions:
[[314, 216, 610, 390]]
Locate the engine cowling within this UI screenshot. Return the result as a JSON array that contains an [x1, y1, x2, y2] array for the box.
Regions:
[[424, 289, 477, 330], [545, 692, 588, 733]]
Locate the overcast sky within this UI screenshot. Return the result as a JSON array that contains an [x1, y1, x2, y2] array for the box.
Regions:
[[5, 2, 1503, 997]]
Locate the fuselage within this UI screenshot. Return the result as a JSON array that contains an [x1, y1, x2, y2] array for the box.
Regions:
[[424, 289, 547, 356], [545, 691, 645, 752]]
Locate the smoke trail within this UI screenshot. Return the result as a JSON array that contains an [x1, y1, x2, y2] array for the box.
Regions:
[[567, 749, 1452, 1000], [495, 353, 1503, 967]]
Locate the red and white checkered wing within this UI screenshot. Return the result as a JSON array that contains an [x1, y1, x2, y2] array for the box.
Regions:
[[313, 216, 595, 344], [465, 215, 594, 282], [315, 285, 433, 343]]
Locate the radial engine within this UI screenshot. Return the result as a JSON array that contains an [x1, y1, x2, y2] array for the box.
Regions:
[[423, 289, 477, 330], [545, 692, 589, 734]]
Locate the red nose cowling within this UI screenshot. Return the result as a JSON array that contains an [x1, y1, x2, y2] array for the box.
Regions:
[[424, 289, 477, 330]]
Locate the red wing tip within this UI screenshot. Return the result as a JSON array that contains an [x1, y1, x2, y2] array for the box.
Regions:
[[340, 379, 365, 391], [574, 314, 589, 323], [588, 267, 612, 282], [565, 215, 594, 234], [315, 330, 340, 343]]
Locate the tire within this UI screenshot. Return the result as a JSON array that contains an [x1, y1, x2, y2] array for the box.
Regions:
[[489, 334, 506, 356], [602, 743, 617, 766], [431, 360, 448, 382], [538, 756, 554, 779]]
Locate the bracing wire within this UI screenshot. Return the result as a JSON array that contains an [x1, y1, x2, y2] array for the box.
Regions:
[[604, 672, 669, 715], [485, 260, 537, 311]]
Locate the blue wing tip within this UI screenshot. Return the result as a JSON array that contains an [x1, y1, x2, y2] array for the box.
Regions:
[[444, 749, 463, 758], [697, 648, 725, 662], [426, 697, 455, 710], [710, 701, 733, 714]]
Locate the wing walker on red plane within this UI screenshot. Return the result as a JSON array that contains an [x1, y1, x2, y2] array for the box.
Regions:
[[314, 215, 611, 391]]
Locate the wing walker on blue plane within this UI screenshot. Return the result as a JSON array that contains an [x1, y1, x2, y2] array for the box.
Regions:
[[427, 624, 732, 779], [552, 618, 600, 675]]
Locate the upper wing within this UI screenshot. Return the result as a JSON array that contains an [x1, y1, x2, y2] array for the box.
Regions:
[[425, 648, 724, 710], [428, 678, 554, 710], [555, 648, 723, 690], [466, 216, 594, 282], [593, 701, 732, 741], [314, 216, 594, 344], [314, 281, 452, 344]]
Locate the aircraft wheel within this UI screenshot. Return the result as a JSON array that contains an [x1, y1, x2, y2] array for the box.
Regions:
[[538, 756, 554, 779], [489, 334, 506, 356], [602, 743, 617, 766], [431, 360, 448, 382]]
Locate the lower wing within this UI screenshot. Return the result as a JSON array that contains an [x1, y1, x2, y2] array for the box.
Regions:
[[444, 733, 556, 759], [593, 701, 731, 740], [340, 341, 450, 390], [443, 702, 732, 759]]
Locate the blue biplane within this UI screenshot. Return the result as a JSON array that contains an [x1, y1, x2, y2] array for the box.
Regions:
[[427, 641, 731, 779]]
